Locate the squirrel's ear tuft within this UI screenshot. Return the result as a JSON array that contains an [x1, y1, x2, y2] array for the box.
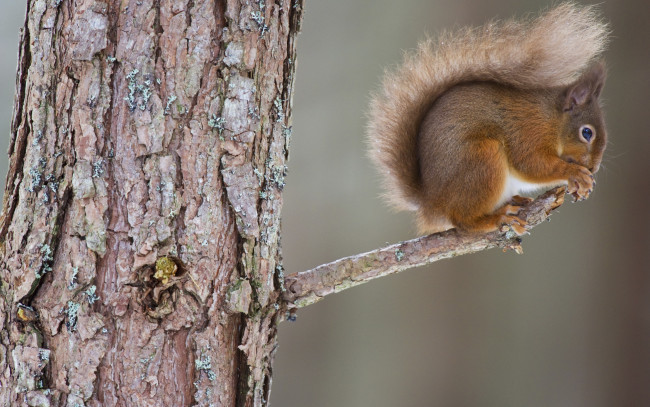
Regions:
[[563, 61, 607, 111]]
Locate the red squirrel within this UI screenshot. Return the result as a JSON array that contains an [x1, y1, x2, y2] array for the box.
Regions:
[[367, 3, 609, 235]]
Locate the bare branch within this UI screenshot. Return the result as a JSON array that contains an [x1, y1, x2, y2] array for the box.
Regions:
[[283, 187, 566, 309]]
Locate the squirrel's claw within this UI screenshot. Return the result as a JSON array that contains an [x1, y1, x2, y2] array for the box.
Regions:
[[567, 166, 595, 201]]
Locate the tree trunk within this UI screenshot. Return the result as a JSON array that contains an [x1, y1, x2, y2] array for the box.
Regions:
[[0, 0, 302, 405]]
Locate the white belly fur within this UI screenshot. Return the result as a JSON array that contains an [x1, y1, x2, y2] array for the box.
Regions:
[[496, 172, 567, 209], [430, 172, 566, 231]]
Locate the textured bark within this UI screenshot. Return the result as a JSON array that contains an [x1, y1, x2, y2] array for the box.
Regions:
[[0, 0, 303, 406]]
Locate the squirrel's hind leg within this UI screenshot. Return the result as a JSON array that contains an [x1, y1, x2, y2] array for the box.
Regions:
[[453, 204, 528, 235], [442, 137, 527, 235]]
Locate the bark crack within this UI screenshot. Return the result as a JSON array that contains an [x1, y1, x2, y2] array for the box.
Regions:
[[9, 1, 32, 153], [0, 3, 33, 239]]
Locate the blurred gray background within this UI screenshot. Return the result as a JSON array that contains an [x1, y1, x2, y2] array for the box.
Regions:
[[2, 1, 648, 406]]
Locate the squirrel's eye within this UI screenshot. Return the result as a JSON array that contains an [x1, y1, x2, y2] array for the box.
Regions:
[[579, 125, 594, 143]]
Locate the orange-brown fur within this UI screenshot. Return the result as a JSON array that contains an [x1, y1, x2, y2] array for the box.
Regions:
[[367, 3, 609, 235]]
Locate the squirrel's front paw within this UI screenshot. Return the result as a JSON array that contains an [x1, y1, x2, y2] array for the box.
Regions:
[[508, 195, 534, 207], [567, 166, 594, 201]]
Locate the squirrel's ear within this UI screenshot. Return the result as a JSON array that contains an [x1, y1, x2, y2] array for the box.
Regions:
[[563, 61, 607, 111]]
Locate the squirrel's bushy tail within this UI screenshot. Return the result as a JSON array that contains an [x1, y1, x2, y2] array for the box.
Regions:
[[367, 3, 609, 211]]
